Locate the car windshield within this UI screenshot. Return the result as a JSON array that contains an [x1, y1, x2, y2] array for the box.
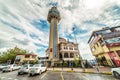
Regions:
[[22, 64, 28, 68], [0, 64, 7, 66], [33, 64, 40, 67], [4, 66, 9, 69]]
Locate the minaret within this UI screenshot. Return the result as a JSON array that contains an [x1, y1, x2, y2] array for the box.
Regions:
[[47, 7, 61, 60]]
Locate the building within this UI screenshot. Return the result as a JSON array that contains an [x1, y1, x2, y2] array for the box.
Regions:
[[47, 6, 61, 61], [58, 37, 79, 61], [46, 7, 80, 67], [38, 56, 48, 65], [15, 54, 37, 64], [88, 26, 120, 67], [46, 37, 79, 62]]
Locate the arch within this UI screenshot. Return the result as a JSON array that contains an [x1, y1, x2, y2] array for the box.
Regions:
[[64, 52, 68, 58], [70, 53, 74, 58], [59, 53, 62, 59]]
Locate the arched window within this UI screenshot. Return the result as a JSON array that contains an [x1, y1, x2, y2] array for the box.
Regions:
[[70, 53, 74, 58], [64, 53, 68, 58]]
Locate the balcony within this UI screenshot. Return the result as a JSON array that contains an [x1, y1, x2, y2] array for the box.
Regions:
[[103, 31, 120, 39]]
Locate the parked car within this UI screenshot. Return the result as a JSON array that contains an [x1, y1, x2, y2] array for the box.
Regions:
[[0, 64, 7, 70], [2, 64, 20, 72], [111, 67, 120, 79], [18, 64, 32, 75], [29, 64, 46, 76]]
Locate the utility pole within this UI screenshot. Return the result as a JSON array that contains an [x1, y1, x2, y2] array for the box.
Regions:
[[72, 27, 85, 72]]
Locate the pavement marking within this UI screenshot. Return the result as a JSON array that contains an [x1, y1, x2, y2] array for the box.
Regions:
[[1, 77, 6, 79], [40, 71, 48, 79], [61, 72, 64, 80], [8, 78, 12, 80], [82, 76, 90, 80]]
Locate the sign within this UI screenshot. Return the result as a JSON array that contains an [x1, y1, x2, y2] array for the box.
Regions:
[[106, 42, 120, 47], [50, 48, 52, 52], [108, 52, 120, 67]]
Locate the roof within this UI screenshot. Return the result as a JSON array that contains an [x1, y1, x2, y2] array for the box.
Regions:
[[17, 53, 37, 56], [88, 26, 120, 43]]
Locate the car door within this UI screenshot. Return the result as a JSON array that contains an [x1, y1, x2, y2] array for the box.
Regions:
[[13, 65, 16, 70], [41, 64, 46, 72]]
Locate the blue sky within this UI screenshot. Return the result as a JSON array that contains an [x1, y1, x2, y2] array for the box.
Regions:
[[0, 0, 120, 60]]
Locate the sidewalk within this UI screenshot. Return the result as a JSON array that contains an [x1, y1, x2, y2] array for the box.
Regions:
[[47, 66, 112, 75]]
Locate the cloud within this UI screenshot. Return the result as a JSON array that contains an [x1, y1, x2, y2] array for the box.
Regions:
[[0, 0, 120, 59]]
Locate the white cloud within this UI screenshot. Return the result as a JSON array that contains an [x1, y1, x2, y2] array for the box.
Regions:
[[0, 0, 120, 59]]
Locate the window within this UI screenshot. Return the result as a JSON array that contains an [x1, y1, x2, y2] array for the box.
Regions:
[[96, 43, 99, 47], [69, 47, 73, 50], [116, 50, 120, 57], [74, 47, 78, 50], [64, 46, 68, 50], [25, 55, 30, 58], [70, 53, 74, 58], [16, 56, 21, 61], [92, 47, 95, 52], [32, 56, 36, 58], [93, 46, 96, 51]]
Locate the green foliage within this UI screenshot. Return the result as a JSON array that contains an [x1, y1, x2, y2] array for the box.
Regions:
[[22, 59, 38, 65], [74, 57, 80, 67], [29, 58, 38, 64], [0, 46, 28, 63]]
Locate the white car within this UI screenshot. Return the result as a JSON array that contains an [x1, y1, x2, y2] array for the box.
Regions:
[[111, 67, 120, 79], [2, 64, 20, 72], [29, 64, 46, 76], [18, 64, 32, 75]]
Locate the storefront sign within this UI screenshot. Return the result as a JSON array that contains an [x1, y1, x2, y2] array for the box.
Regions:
[[108, 52, 120, 67], [106, 42, 120, 47]]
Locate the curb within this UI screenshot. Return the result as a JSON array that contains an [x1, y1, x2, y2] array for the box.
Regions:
[[79, 71, 112, 75], [101, 72, 112, 75], [48, 70, 112, 75]]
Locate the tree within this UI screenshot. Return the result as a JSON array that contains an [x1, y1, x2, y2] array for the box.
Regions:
[[0, 46, 28, 63], [74, 57, 80, 67]]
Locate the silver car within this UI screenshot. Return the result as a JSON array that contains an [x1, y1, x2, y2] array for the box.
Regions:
[[18, 64, 32, 75], [2, 64, 20, 72]]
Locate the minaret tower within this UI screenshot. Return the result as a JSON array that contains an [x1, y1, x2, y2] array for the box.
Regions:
[[47, 7, 61, 60]]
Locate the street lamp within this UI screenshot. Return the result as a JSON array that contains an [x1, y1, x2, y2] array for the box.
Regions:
[[72, 27, 85, 72]]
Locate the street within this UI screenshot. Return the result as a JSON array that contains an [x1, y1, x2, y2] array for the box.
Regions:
[[0, 70, 119, 80]]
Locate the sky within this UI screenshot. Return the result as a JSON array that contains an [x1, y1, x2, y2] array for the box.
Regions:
[[0, 0, 120, 60]]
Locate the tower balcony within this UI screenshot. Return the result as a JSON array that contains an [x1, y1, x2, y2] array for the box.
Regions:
[[47, 7, 61, 23]]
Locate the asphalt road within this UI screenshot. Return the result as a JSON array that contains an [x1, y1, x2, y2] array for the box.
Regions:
[[0, 70, 119, 80]]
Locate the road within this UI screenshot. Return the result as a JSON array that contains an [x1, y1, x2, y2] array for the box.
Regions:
[[0, 70, 119, 80]]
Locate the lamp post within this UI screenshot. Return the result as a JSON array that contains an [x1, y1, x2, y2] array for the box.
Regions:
[[72, 27, 85, 72]]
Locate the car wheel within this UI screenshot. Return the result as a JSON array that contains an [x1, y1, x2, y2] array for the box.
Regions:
[[29, 73, 32, 76], [45, 69, 47, 72], [18, 72, 20, 75], [39, 70, 41, 75], [10, 69, 13, 72], [2, 71, 5, 73], [113, 72, 120, 79]]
